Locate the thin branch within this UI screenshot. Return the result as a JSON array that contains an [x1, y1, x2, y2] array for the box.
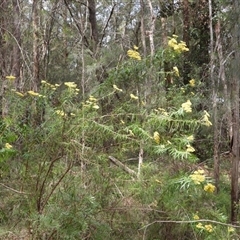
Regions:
[[0, 183, 28, 194], [98, 3, 116, 48], [109, 156, 137, 176]]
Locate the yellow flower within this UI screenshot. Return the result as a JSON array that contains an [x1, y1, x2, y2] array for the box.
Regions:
[[190, 171, 205, 184], [168, 38, 178, 49], [204, 224, 213, 233], [133, 45, 139, 50], [181, 100, 192, 113], [130, 93, 138, 100], [168, 36, 189, 53], [89, 96, 97, 102], [5, 143, 13, 149], [6, 75, 16, 80], [173, 66, 180, 77], [64, 82, 77, 88], [204, 183, 216, 193], [92, 104, 99, 109], [201, 111, 212, 126], [178, 41, 189, 52], [28, 91, 40, 96], [193, 214, 199, 220], [15, 91, 25, 97], [113, 84, 123, 92], [56, 110, 66, 117], [186, 144, 195, 152], [187, 135, 194, 141], [127, 49, 141, 60], [189, 79, 195, 87], [228, 227, 235, 233], [153, 131, 160, 144], [196, 223, 204, 229]]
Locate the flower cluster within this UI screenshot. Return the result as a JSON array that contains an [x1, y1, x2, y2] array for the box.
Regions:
[[204, 183, 216, 193], [5, 143, 13, 149], [6, 75, 16, 81], [113, 84, 123, 92], [28, 90, 45, 97], [130, 93, 138, 100], [181, 100, 192, 113], [190, 170, 205, 184], [186, 144, 195, 152], [189, 79, 195, 87], [153, 131, 160, 144], [173, 66, 180, 77], [83, 95, 99, 109], [196, 223, 214, 233], [64, 81, 80, 95], [201, 110, 212, 127], [154, 108, 169, 116], [41, 80, 59, 90], [127, 46, 141, 60], [55, 110, 66, 117], [168, 35, 189, 53], [11, 89, 25, 97]]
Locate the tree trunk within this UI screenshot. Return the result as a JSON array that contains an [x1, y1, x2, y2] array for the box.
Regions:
[[12, 0, 21, 90], [209, 0, 220, 193], [88, 0, 98, 52], [230, 0, 240, 224], [147, 0, 156, 57], [32, 0, 40, 91]]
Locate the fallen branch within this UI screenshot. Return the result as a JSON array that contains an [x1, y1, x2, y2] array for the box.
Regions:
[[109, 156, 137, 176]]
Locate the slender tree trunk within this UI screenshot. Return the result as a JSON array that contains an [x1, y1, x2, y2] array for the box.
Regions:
[[140, 0, 147, 57], [12, 0, 21, 90], [182, 0, 190, 84], [87, 0, 98, 52], [147, 0, 156, 57], [32, 0, 40, 91], [230, 0, 240, 224], [209, 0, 220, 192]]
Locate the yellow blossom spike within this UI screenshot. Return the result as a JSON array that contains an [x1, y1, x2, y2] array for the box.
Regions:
[[92, 104, 99, 109], [6, 75, 16, 80], [133, 45, 139, 50], [127, 49, 141, 60], [193, 214, 199, 220], [113, 84, 123, 92], [153, 131, 160, 144], [130, 93, 138, 100], [64, 82, 77, 88], [5, 143, 13, 149], [189, 79, 195, 87], [28, 91, 40, 96], [186, 144, 195, 152], [181, 100, 192, 113], [173, 66, 180, 77], [204, 183, 216, 193]]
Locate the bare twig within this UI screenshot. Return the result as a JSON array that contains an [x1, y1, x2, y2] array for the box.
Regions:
[[0, 183, 28, 194], [109, 156, 137, 176]]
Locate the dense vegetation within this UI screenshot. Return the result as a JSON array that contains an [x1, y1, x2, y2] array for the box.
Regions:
[[0, 0, 240, 239]]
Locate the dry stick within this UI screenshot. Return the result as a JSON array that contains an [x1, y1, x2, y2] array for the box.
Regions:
[[0, 183, 28, 194], [109, 156, 137, 176], [137, 148, 143, 179]]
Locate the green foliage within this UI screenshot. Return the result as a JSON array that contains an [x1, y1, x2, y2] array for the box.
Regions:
[[0, 38, 238, 240]]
